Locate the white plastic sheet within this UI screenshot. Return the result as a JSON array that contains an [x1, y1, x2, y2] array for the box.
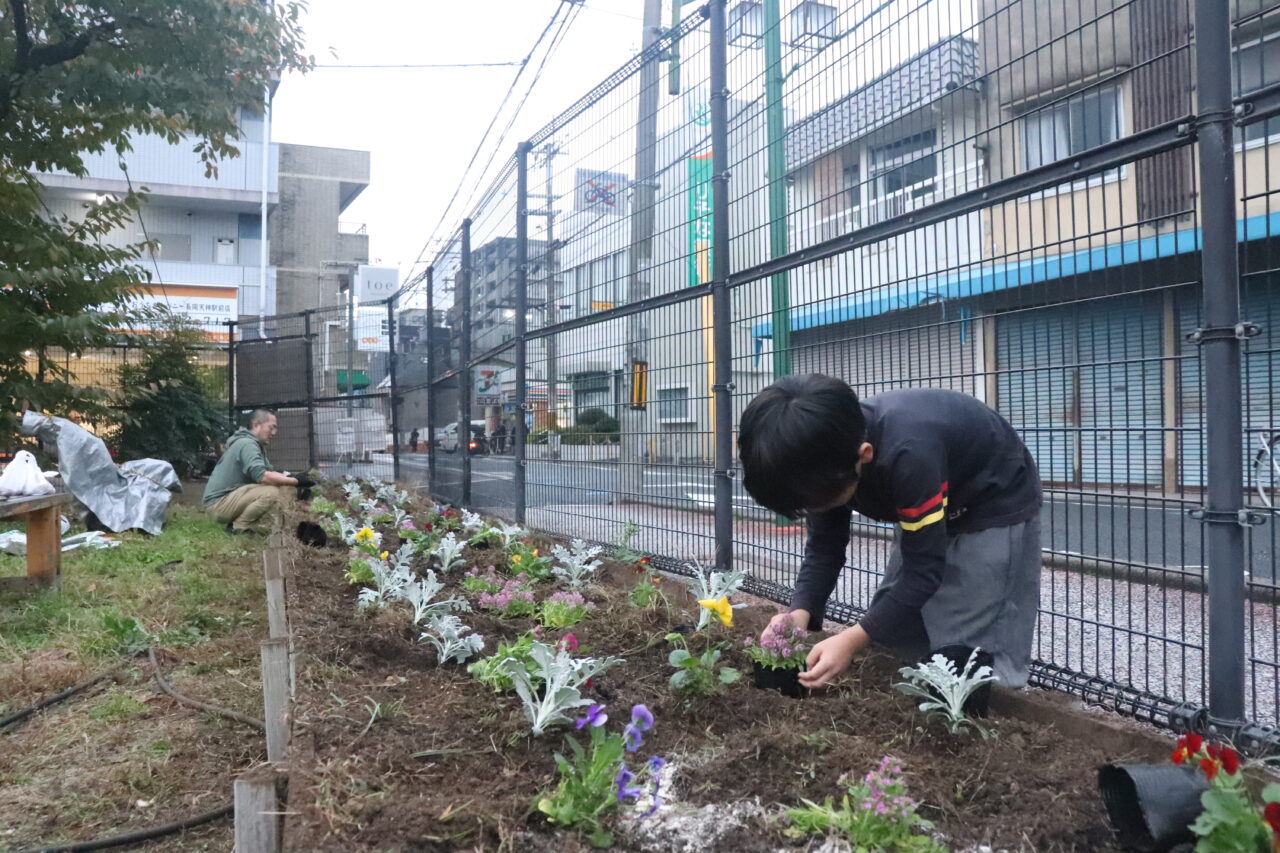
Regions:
[[0, 450, 55, 497]]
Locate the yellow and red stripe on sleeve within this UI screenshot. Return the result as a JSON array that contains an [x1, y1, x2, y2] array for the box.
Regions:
[[897, 482, 948, 532]]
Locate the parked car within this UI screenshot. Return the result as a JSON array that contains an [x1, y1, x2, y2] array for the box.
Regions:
[[437, 422, 460, 453]]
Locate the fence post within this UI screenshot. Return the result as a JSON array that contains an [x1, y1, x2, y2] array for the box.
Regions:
[[426, 265, 437, 496], [227, 319, 237, 428], [1194, 0, 1247, 728], [709, 0, 733, 573], [387, 294, 401, 484], [515, 143, 532, 524], [459, 219, 473, 508], [303, 310, 317, 471]]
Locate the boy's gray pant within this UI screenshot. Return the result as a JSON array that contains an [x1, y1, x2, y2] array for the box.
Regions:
[[870, 518, 1042, 687]]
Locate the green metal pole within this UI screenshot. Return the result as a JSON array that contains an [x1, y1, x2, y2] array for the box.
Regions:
[[764, 0, 791, 378]]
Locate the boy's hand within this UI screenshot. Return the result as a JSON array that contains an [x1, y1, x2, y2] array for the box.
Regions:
[[762, 609, 809, 644], [800, 625, 870, 688]]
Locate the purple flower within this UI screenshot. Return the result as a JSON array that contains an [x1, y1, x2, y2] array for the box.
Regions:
[[400, 519, 416, 530], [646, 755, 666, 773], [575, 703, 608, 730], [623, 724, 644, 752], [629, 704, 653, 732], [615, 766, 642, 801]]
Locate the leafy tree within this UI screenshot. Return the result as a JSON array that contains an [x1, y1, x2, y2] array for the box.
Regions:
[[116, 312, 228, 479], [0, 0, 312, 447]]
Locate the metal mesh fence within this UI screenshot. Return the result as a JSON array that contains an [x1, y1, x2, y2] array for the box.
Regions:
[[234, 0, 1280, 739]]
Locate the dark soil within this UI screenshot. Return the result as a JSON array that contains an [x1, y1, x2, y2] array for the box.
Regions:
[[284, 516, 1143, 852]]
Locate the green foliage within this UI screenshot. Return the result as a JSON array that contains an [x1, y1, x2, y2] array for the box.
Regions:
[[88, 688, 147, 721], [507, 541, 553, 582], [115, 314, 227, 478], [467, 633, 538, 693], [784, 756, 944, 852], [0, 0, 311, 447], [535, 724, 626, 848], [345, 556, 376, 586], [665, 633, 740, 700], [98, 612, 150, 655], [1190, 786, 1271, 853]]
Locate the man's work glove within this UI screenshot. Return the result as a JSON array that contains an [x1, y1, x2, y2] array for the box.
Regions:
[[293, 474, 316, 490]]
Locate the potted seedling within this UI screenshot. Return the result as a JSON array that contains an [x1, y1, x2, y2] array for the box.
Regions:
[[742, 620, 812, 698]]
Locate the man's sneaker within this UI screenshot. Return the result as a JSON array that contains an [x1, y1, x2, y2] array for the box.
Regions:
[[225, 524, 251, 536]]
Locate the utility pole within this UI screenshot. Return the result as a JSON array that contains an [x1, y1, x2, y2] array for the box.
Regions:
[[763, 0, 791, 378], [621, 0, 664, 504], [540, 142, 561, 435]]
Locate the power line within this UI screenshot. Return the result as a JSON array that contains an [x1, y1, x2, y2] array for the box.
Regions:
[[408, 0, 578, 280], [118, 160, 171, 309]]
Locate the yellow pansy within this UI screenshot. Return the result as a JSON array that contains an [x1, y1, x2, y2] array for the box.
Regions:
[[379, 551, 389, 560], [511, 553, 523, 564], [354, 527, 375, 545], [698, 596, 733, 627]]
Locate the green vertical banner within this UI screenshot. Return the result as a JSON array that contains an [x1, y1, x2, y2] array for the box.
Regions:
[[687, 151, 714, 286]]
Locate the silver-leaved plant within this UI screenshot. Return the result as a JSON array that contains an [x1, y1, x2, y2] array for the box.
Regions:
[[502, 641, 622, 736], [420, 613, 484, 665], [550, 539, 603, 589], [894, 648, 996, 737], [432, 532, 467, 573], [689, 560, 747, 630], [356, 556, 413, 611], [399, 569, 470, 625]]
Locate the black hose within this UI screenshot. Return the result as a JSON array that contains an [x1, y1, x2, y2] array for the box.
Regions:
[[147, 647, 265, 730], [12, 802, 233, 853], [0, 668, 121, 731]]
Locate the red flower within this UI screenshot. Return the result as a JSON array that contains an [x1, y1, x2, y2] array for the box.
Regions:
[[1185, 733, 1204, 754], [1200, 757, 1220, 782], [1206, 743, 1221, 761], [1264, 801, 1280, 834], [1171, 747, 1188, 765], [584, 677, 594, 690], [1221, 747, 1240, 776]]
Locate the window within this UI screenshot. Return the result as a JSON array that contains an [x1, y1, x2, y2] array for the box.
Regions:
[[842, 157, 862, 223], [657, 386, 691, 422], [1236, 34, 1280, 144], [1021, 87, 1122, 170], [868, 130, 937, 222]]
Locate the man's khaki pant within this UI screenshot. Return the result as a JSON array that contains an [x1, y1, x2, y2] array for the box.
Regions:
[[208, 484, 293, 531]]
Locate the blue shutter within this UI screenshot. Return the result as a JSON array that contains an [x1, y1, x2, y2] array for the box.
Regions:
[[996, 306, 1077, 484], [1177, 287, 1204, 489]]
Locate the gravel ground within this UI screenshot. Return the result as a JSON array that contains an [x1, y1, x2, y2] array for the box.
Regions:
[[527, 502, 1280, 727]]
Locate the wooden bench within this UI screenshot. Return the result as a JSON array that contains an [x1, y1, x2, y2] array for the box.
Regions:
[[0, 492, 74, 588]]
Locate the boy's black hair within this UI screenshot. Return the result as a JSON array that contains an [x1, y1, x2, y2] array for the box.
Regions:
[[737, 374, 867, 519]]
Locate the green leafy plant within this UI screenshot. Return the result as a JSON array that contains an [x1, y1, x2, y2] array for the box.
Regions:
[[507, 540, 553, 581], [535, 703, 664, 848], [100, 613, 151, 656], [1169, 733, 1280, 851], [665, 633, 740, 700], [612, 520, 647, 566], [311, 496, 338, 517], [462, 565, 505, 594], [894, 649, 996, 737], [468, 633, 539, 693], [784, 756, 943, 851]]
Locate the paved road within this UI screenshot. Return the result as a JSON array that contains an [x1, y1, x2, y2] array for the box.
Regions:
[[403, 453, 1279, 580]]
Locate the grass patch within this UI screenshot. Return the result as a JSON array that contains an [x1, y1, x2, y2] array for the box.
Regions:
[[0, 506, 263, 666], [87, 687, 148, 721]]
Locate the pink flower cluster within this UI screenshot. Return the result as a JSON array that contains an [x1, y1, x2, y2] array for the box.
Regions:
[[478, 578, 536, 612], [743, 620, 809, 662], [547, 590, 596, 610], [850, 756, 917, 820]]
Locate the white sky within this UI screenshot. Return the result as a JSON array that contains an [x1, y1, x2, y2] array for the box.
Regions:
[[271, 0, 649, 279]]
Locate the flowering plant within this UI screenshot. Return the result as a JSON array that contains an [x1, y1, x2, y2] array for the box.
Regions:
[[629, 568, 666, 609], [697, 596, 735, 628], [502, 641, 622, 735], [665, 632, 740, 700], [611, 520, 648, 566], [419, 613, 484, 665], [688, 561, 746, 630], [462, 564, 506, 595], [535, 704, 665, 848], [345, 552, 377, 586], [355, 550, 413, 611], [551, 539, 604, 589], [507, 540, 553, 582], [540, 590, 596, 629], [894, 648, 996, 737], [784, 756, 943, 852], [310, 496, 338, 517], [742, 621, 812, 671], [477, 577, 538, 618], [1169, 732, 1280, 851]]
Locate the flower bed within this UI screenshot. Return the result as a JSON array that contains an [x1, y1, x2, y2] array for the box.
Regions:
[[288, 484, 1144, 851]]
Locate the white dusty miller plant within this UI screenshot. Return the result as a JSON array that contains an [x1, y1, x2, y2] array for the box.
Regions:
[[502, 641, 622, 736], [356, 556, 413, 611], [551, 539, 603, 589], [420, 613, 484, 665], [689, 560, 748, 630], [432, 532, 467, 573], [400, 570, 470, 625], [333, 512, 360, 546], [489, 520, 526, 549], [459, 509, 487, 535], [894, 648, 996, 737], [341, 481, 364, 505]]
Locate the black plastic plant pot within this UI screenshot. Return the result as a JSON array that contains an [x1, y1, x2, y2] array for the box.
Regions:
[[752, 662, 806, 698], [1098, 764, 1208, 852], [931, 644, 994, 717], [296, 521, 327, 548]]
